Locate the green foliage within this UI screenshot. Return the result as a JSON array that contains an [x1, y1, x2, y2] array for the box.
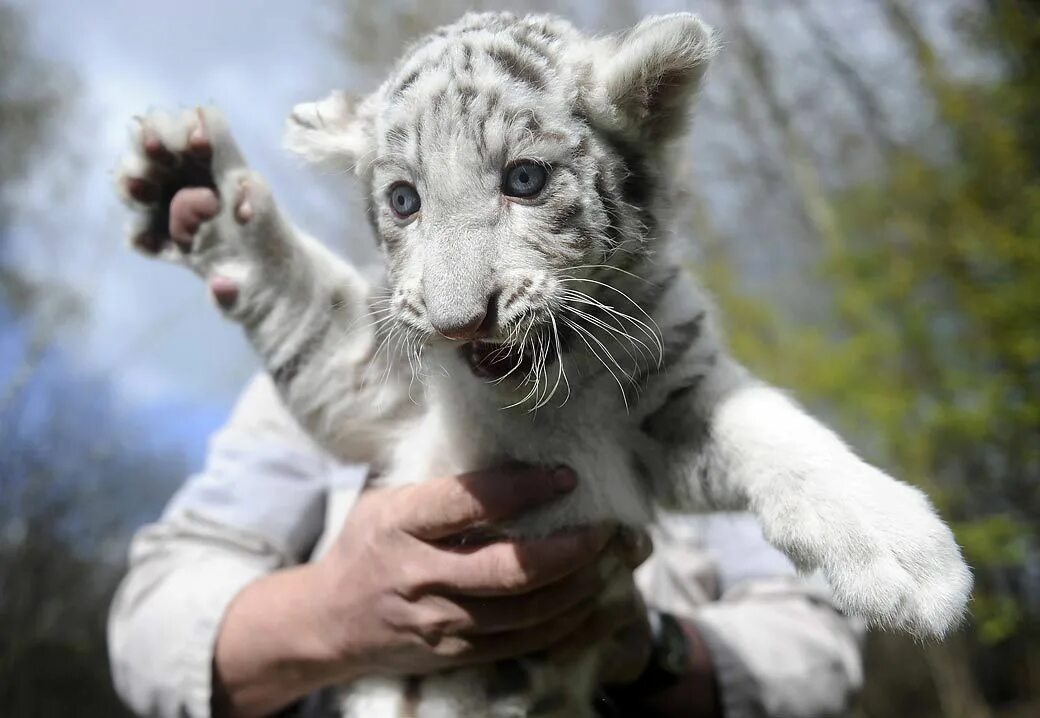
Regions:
[[703, 0, 1039, 648], [0, 2, 72, 228]]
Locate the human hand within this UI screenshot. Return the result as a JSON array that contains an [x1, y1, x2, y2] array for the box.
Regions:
[[308, 465, 649, 679], [212, 466, 653, 717]]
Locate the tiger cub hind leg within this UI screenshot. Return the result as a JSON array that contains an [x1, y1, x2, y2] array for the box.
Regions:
[[416, 658, 597, 718]]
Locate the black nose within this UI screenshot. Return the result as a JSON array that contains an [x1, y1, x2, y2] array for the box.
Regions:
[[432, 292, 498, 341]]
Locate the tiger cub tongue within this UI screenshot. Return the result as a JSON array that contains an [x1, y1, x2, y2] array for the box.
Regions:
[[462, 341, 530, 380]]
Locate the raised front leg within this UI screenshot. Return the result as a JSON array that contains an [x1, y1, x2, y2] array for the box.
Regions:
[[647, 363, 972, 638], [117, 107, 417, 465]]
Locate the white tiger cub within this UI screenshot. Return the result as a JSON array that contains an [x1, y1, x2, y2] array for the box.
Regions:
[[117, 11, 972, 718]]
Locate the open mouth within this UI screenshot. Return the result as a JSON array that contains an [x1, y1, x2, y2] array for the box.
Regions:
[[462, 341, 534, 381]]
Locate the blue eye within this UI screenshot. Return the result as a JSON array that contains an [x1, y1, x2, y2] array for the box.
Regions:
[[503, 161, 547, 198], [389, 183, 421, 217]]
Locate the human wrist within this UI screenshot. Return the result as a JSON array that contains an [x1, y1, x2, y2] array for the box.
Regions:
[[602, 612, 722, 718], [644, 618, 722, 718], [212, 563, 365, 717]]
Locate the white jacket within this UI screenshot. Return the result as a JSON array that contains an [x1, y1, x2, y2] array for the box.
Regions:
[[108, 375, 863, 718]]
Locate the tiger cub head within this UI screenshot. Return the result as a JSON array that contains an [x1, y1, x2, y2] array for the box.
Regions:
[[286, 12, 716, 400]]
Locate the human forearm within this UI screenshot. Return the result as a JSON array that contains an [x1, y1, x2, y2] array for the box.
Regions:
[[213, 563, 361, 718], [109, 496, 309, 718], [214, 468, 634, 717]]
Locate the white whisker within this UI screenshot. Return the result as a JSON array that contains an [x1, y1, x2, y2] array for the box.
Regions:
[[561, 315, 630, 410]]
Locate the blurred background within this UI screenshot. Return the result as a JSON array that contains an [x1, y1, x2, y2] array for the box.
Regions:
[[0, 0, 1036, 715]]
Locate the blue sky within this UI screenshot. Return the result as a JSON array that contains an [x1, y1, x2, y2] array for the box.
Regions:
[[8, 0, 377, 418], [7, 0, 682, 419], [4, 0, 957, 457]]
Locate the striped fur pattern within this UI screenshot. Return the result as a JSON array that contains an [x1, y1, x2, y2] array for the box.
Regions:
[[118, 11, 971, 718]]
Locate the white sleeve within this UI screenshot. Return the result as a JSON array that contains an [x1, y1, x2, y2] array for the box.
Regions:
[[639, 513, 865, 718], [107, 375, 366, 718]]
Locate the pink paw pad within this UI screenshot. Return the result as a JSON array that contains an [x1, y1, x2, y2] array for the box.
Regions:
[[140, 127, 175, 166], [132, 231, 164, 255], [188, 107, 212, 159], [234, 181, 254, 224], [125, 176, 158, 203], [169, 187, 221, 249], [209, 276, 239, 309]]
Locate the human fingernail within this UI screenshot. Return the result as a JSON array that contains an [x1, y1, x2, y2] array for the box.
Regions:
[[552, 466, 577, 493], [617, 528, 653, 564]]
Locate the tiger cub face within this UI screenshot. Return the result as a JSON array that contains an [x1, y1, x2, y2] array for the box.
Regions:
[[285, 12, 716, 397]]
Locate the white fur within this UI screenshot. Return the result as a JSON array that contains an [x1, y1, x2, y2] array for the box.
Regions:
[[705, 383, 972, 637], [117, 11, 971, 718], [285, 91, 374, 169]]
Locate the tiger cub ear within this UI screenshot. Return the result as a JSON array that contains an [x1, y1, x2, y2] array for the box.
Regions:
[[283, 90, 374, 171], [589, 13, 718, 141]]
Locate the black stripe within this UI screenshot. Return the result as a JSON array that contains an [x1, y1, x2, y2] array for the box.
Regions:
[[456, 84, 478, 110], [413, 115, 423, 146], [634, 265, 680, 321], [660, 312, 705, 366], [696, 451, 723, 509], [430, 87, 448, 113], [460, 43, 473, 73], [528, 238, 561, 261], [401, 298, 423, 319], [639, 376, 709, 447], [598, 132, 656, 236], [485, 45, 548, 90], [401, 676, 421, 718], [568, 225, 595, 250], [594, 170, 623, 246], [384, 124, 410, 151], [270, 319, 330, 388], [412, 118, 424, 176], [516, 109, 543, 134], [629, 286, 694, 387], [458, 14, 513, 35], [503, 277, 532, 312], [394, 67, 423, 96], [529, 691, 569, 715], [486, 659, 532, 700], [365, 197, 379, 240], [483, 89, 502, 117], [607, 135, 652, 209], [546, 198, 583, 235], [547, 201, 590, 251], [630, 452, 654, 487], [328, 290, 346, 312], [475, 113, 489, 159], [510, 26, 555, 62]]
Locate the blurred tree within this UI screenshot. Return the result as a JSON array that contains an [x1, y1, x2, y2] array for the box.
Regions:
[[272, 1, 1040, 715], [0, 3, 64, 226], [0, 0, 82, 409], [0, 0, 76, 301], [694, 1, 1039, 716], [333, 0, 639, 74], [0, 2, 185, 716], [0, 339, 183, 717]]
